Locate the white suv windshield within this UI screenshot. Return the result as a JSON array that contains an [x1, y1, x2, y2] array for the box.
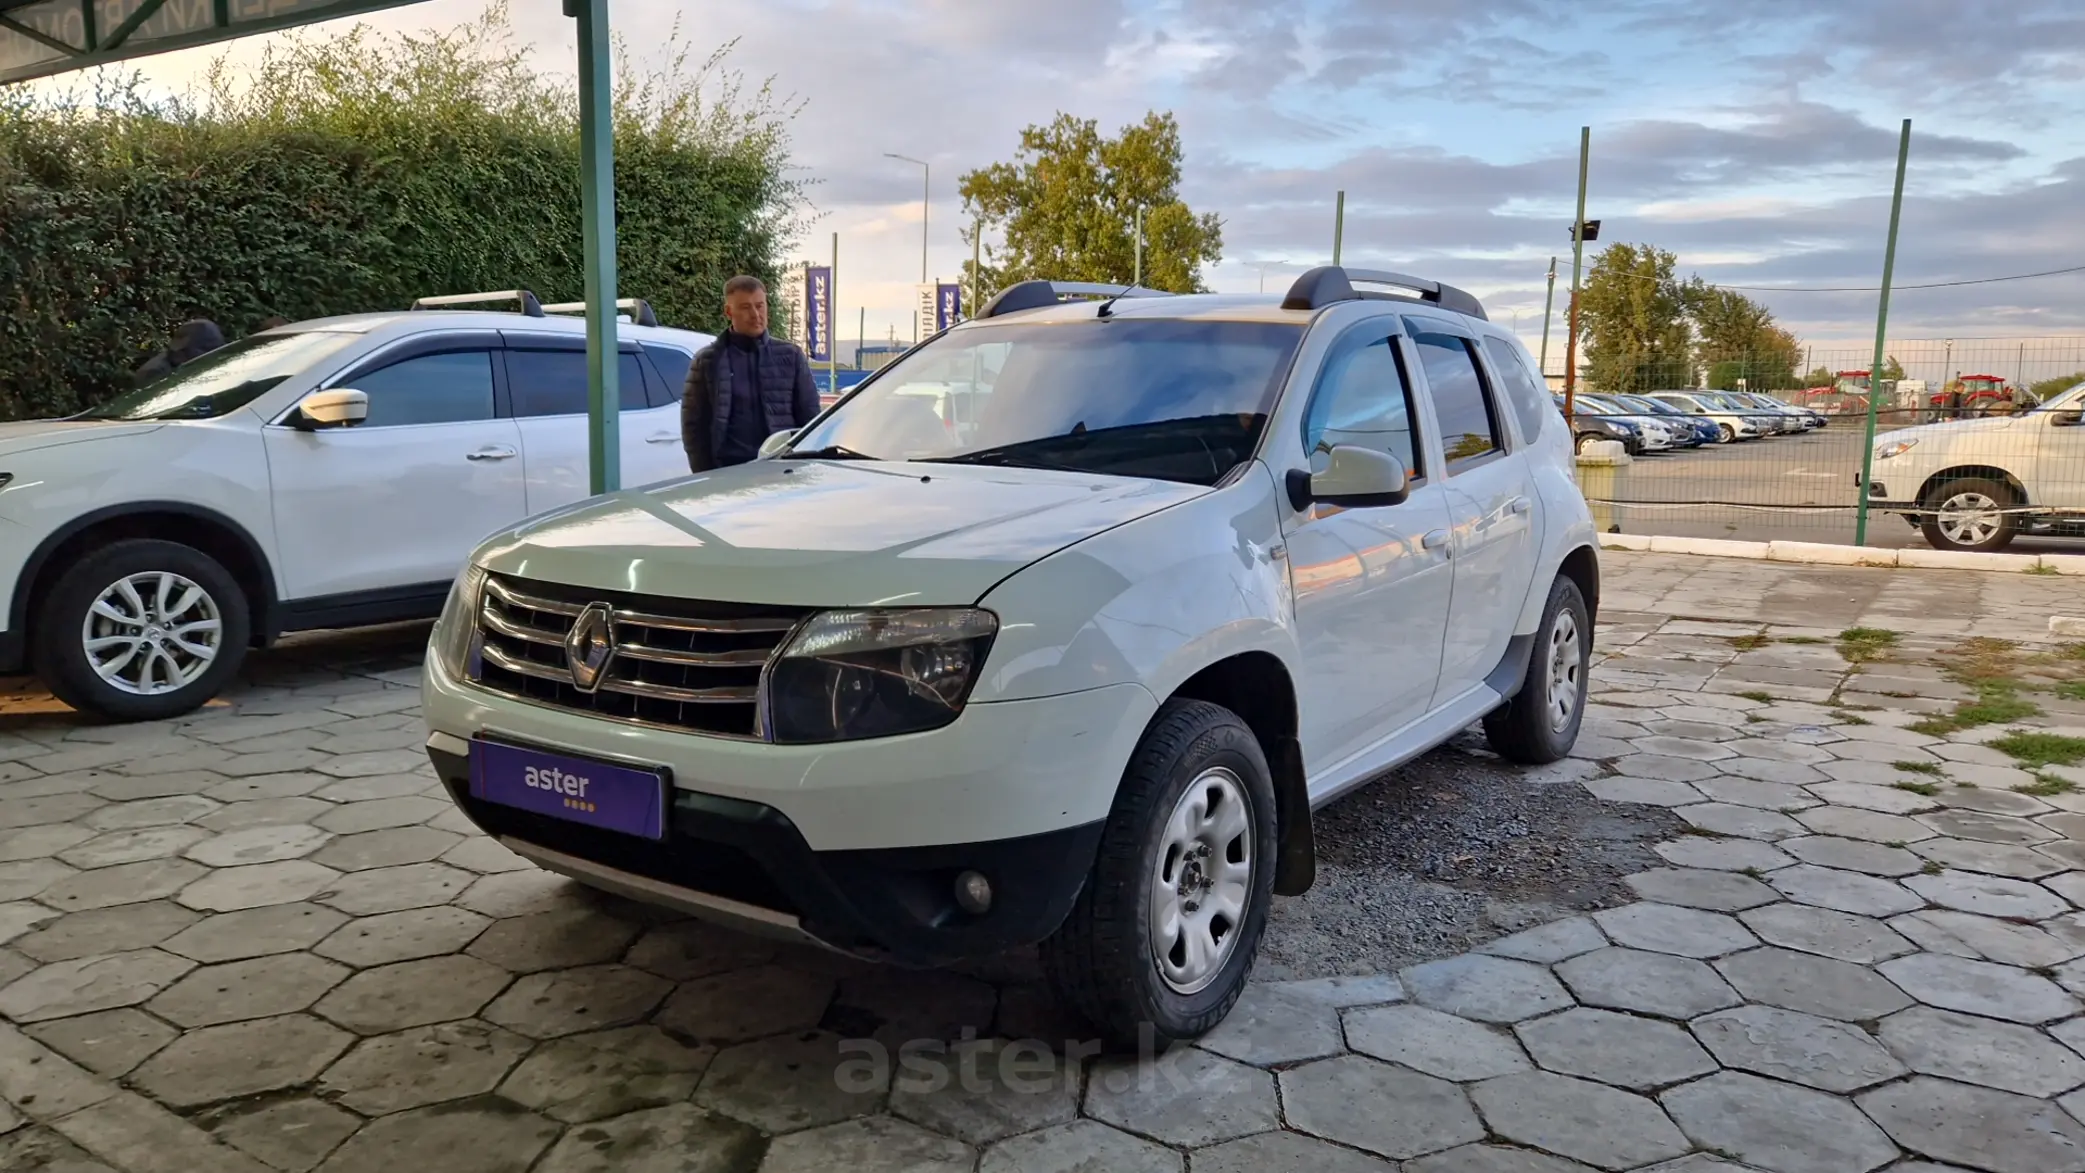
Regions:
[[2029, 383, 2085, 414], [83, 331, 360, 421], [788, 318, 1305, 485]]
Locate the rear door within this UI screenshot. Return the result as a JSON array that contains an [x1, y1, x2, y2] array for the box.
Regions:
[[502, 335, 682, 513], [1406, 319, 1538, 703], [263, 331, 526, 599]]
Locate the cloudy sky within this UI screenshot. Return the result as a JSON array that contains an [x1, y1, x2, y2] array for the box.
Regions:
[[37, 0, 2085, 379]]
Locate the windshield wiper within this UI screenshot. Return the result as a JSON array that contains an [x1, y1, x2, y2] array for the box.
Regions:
[[781, 445, 881, 461]]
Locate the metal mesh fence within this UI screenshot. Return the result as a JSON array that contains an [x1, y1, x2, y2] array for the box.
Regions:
[[1543, 336, 2085, 552]]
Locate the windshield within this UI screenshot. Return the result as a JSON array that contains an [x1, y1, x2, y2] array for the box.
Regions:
[[82, 331, 359, 421], [2028, 382, 2085, 415], [1699, 393, 1747, 411], [787, 318, 1305, 485]]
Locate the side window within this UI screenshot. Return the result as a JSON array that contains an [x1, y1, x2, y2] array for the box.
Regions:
[[1412, 332, 1503, 471], [1482, 336, 1549, 445], [643, 345, 694, 408], [508, 349, 649, 416], [347, 351, 496, 428], [1301, 328, 1423, 481]]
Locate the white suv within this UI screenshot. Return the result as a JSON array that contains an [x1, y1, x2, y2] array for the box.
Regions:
[[421, 269, 1601, 1045], [1867, 380, 2085, 551], [0, 293, 711, 720]]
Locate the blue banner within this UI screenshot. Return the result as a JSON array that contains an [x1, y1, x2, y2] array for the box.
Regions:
[[936, 283, 963, 332], [804, 266, 832, 363]]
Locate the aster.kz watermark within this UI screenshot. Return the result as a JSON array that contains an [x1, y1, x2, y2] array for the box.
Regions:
[[832, 1025, 1194, 1096]]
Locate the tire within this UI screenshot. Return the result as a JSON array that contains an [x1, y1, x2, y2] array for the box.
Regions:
[[1483, 575, 1591, 765], [1041, 699, 1279, 1050], [1575, 432, 1599, 455], [32, 539, 251, 722], [1717, 423, 1736, 444], [1919, 477, 2018, 553]]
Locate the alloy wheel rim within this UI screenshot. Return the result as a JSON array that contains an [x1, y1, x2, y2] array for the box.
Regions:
[[81, 572, 222, 696], [1548, 608, 1584, 733], [1148, 766, 1255, 995], [1938, 492, 2001, 546]]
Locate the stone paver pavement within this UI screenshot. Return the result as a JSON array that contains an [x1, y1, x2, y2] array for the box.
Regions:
[[3, 551, 2085, 1170]]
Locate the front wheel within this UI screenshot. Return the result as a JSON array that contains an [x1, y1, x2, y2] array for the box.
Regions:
[[32, 539, 251, 722], [1717, 423, 1736, 444], [1920, 477, 2018, 553], [1040, 699, 1278, 1049], [1484, 575, 1591, 764]]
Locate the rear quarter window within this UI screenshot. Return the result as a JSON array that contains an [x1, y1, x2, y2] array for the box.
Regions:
[[1481, 336, 1552, 446]]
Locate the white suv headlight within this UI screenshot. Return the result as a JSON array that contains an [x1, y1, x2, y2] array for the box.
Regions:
[[767, 608, 998, 743], [432, 564, 487, 679], [1875, 438, 1919, 461]]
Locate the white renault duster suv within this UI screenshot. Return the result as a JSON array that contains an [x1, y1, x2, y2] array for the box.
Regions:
[[422, 268, 1601, 1045], [1866, 379, 2085, 551]]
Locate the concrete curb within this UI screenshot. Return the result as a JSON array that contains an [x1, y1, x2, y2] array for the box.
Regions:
[[1598, 531, 2085, 575]]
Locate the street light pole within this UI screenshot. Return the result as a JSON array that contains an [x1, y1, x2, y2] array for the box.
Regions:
[[1252, 260, 1288, 293], [885, 152, 929, 341]]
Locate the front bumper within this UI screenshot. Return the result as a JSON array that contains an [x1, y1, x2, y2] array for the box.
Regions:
[[421, 653, 1158, 965]]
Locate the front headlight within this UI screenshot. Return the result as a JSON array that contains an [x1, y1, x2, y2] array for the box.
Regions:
[[1875, 438, 1919, 461], [432, 564, 487, 680], [767, 608, 997, 743]]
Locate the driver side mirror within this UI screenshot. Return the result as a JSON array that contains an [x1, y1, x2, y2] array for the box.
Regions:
[[758, 428, 800, 459], [292, 388, 367, 431], [1287, 444, 1410, 511], [2053, 409, 2083, 428]]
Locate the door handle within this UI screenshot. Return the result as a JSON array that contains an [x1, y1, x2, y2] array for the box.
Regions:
[[1422, 529, 1451, 552], [1509, 496, 1532, 515], [646, 433, 679, 445], [466, 445, 517, 461]]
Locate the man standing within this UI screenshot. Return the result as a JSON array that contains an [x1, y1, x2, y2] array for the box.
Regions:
[[131, 319, 225, 387], [682, 275, 822, 472]]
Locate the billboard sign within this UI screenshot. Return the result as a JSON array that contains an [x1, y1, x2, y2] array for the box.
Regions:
[[936, 283, 962, 332], [803, 266, 832, 364]]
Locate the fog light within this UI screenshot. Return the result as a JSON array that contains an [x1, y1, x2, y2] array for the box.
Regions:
[[954, 870, 993, 915]]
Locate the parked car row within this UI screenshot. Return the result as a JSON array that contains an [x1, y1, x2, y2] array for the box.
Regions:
[[1555, 388, 1826, 455]]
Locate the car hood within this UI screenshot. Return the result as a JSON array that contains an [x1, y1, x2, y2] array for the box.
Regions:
[[473, 459, 1209, 607], [0, 419, 163, 459], [1894, 416, 2022, 444]]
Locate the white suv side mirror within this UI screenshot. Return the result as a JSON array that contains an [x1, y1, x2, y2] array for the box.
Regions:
[[294, 388, 368, 430], [1288, 444, 1410, 510], [758, 428, 800, 459]]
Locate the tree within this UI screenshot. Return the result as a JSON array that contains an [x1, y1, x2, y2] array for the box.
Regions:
[[1804, 367, 1837, 387], [1576, 243, 1694, 393], [1880, 355, 1907, 382], [1685, 282, 1800, 390], [958, 112, 1223, 299], [2030, 370, 2085, 400]]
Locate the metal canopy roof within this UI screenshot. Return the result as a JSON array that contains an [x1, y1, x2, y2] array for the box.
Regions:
[[0, 0, 431, 85]]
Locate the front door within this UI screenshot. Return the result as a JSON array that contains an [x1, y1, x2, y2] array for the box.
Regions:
[[504, 340, 685, 514], [1406, 322, 1539, 701], [263, 342, 526, 599], [1282, 322, 1454, 781], [2029, 400, 2085, 515]]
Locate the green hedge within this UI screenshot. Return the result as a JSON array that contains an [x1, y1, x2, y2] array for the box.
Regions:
[[0, 8, 805, 421]]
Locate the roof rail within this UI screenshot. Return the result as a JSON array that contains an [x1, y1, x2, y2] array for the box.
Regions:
[[1280, 266, 1487, 320], [977, 280, 1172, 320], [410, 290, 545, 317], [541, 298, 659, 328]]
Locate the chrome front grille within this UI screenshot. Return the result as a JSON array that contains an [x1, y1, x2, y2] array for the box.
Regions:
[[471, 574, 808, 738]]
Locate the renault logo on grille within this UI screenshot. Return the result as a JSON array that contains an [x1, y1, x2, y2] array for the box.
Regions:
[[565, 603, 617, 693]]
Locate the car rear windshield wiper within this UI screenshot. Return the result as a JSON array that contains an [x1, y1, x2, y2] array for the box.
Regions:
[[781, 445, 881, 461]]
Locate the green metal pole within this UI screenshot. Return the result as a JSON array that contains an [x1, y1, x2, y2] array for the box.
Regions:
[[572, 0, 619, 495], [1539, 256, 1557, 375], [1855, 119, 1911, 547], [1564, 127, 1589, 417], [1332, 190, 1345, 265], [1133, 205, 1143, 287]]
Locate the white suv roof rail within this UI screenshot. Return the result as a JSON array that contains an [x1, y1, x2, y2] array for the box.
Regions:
[[410, 290, 546, 317], [1281, 265, 1488, 320], [541, 298, 660, 328]]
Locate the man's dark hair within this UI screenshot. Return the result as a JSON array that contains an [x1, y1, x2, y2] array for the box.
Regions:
[[723, 275, 765, 298]]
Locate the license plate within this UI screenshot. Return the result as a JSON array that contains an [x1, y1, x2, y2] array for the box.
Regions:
[[468, 739, 667, 841]]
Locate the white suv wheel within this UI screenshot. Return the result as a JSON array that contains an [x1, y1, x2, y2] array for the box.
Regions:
[[1546, 607, 1584, 733], [84, 572, 224, 696], [1936, 491, 2002, 547], [1148, 766, 1255, 995]]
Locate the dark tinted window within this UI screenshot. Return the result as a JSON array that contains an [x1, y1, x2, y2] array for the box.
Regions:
[[352, 351, 496, 427], [643, 345, 693, 407], [507, 350, 649, 416], [1482, 336, 1549, 445], [1412, 333, 1502, 470], [1302, 330, 1422, 481]]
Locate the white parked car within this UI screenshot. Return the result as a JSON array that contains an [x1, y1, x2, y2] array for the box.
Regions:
[[421, 269, 1601, 1045], [0, 293, 711, 720], [1649, 391, 1769, 443], [1733, 391, 1820, 431], [1867, 380, 2085, 551], [1576, 394, 1676, 451]]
